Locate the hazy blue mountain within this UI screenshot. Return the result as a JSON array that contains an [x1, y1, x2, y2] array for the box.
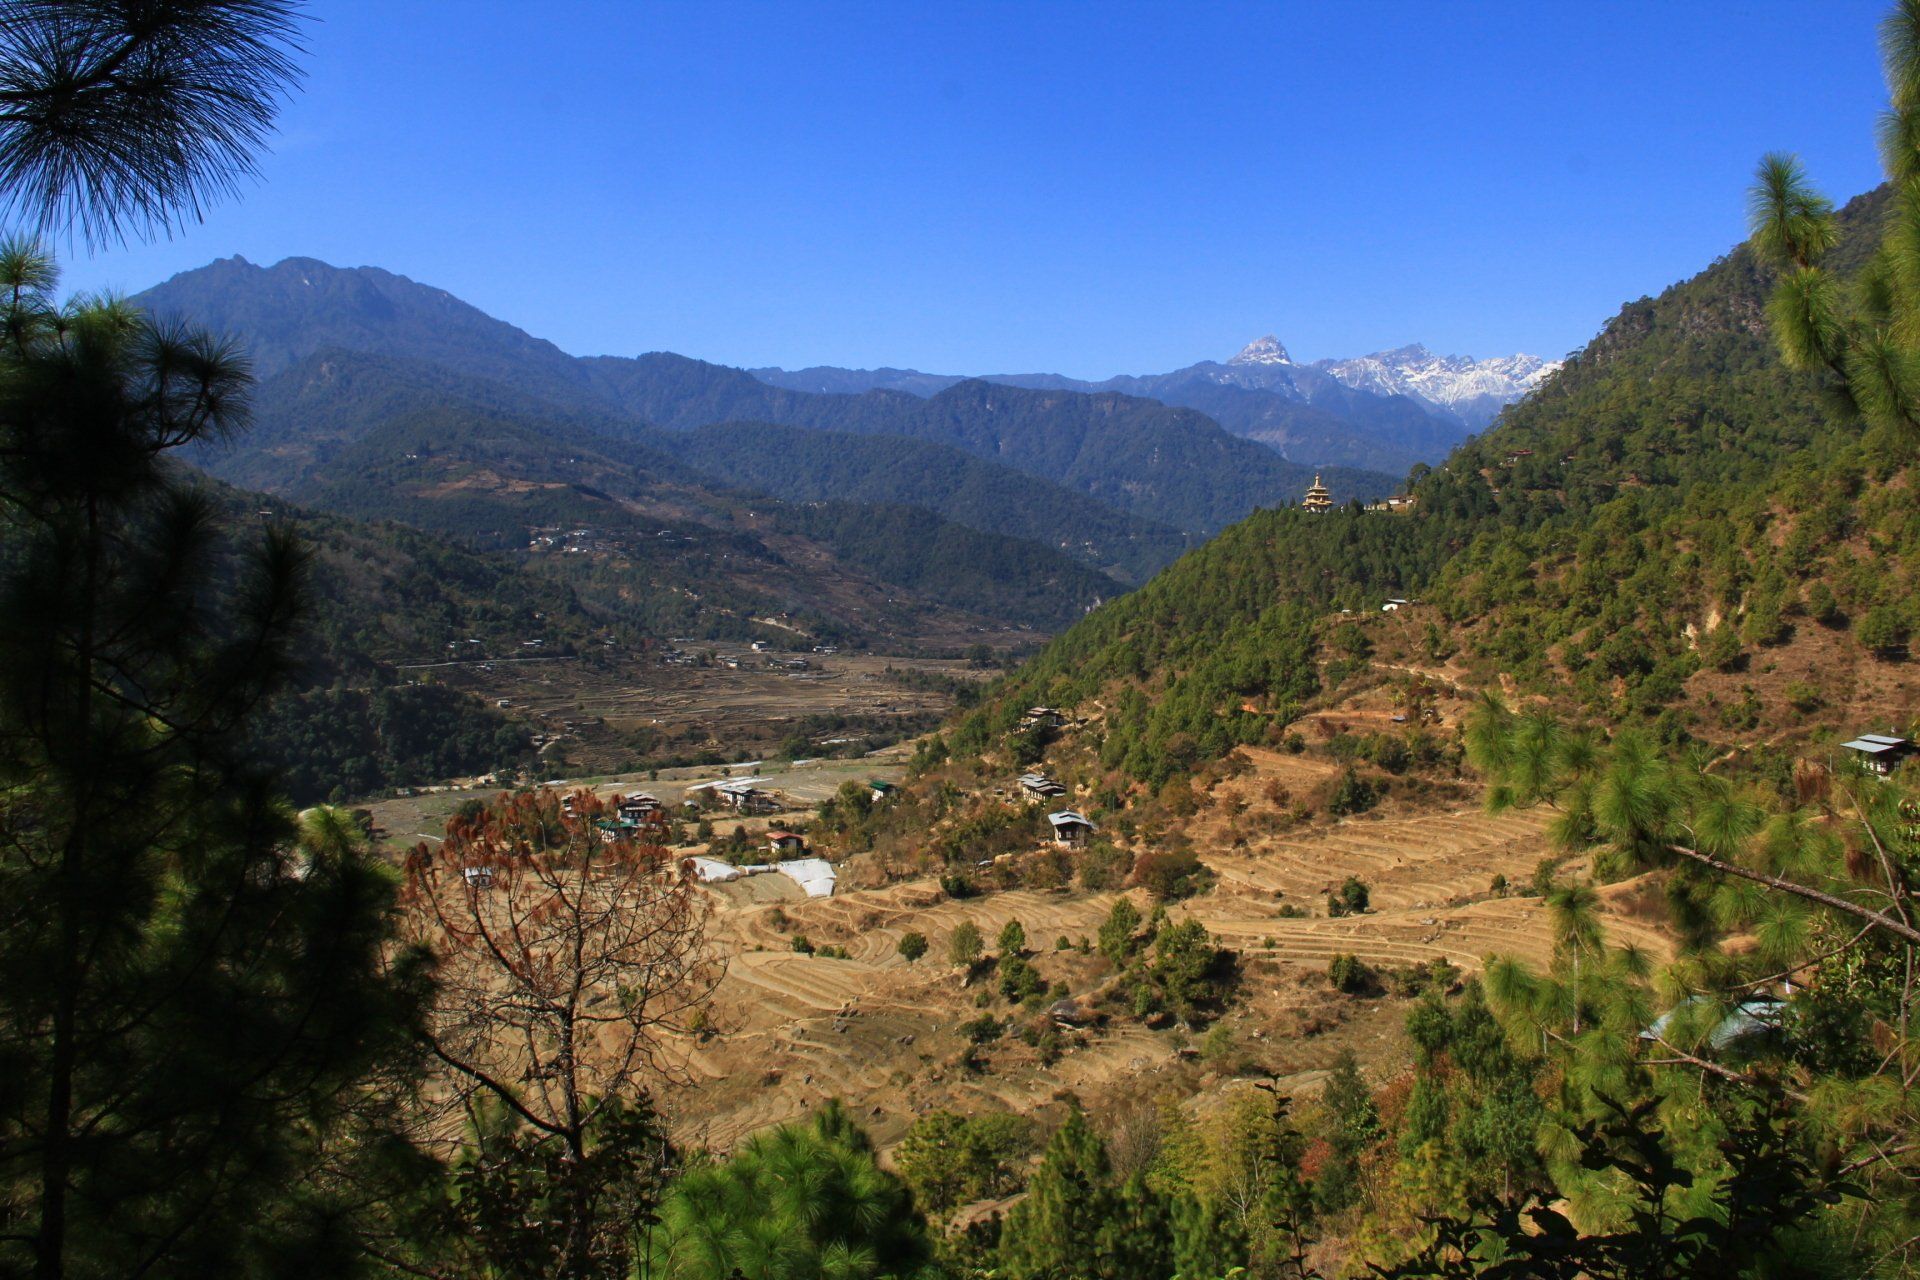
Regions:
[[751, 351, 1465, 474], [749, 333, 1556, 472], [136, 256, 1397, 534]]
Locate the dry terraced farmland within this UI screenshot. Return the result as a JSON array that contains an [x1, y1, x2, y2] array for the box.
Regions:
[[661, 802, 1672, 1154]]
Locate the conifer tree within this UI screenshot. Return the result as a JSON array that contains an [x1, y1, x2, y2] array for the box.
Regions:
[[650, 1101, 934, 1280], [1099, 895, 1142, 965], [1752, 0, 1920, 444], [0, 232, 422, 1277], [1000, 1106, 1125, 1280], [1172, 1194, 1249, 1279]]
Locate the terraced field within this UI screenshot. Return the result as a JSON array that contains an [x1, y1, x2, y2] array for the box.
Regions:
[[665, 801, 1673, 1153]]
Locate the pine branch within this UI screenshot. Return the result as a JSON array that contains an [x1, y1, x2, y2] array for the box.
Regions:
[[1662, 842, 1920, 947]]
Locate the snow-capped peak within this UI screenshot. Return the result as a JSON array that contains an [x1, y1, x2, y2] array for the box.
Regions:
[[1228, 334, 1293, 366], [1311, 345, 1560, 428]]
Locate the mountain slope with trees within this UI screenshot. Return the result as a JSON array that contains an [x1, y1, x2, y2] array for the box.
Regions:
[[673, 421, 1191, 584], [949, 183, 1915, 787]]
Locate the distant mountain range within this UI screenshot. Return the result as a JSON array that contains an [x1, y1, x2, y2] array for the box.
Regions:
[[752, 335, 1559, 474], [137, 256, 1395, 543], [119, 255, 1411, 666]]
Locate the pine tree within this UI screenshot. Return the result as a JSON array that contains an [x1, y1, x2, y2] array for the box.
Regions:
[[1753, 0, 1920, 447], [1110, 1171, 1175, 1280], [0, 252, 424, 1275], [1098, 896, 1142, 964], [651, 1101, 933, 1280], [1171, 1193, 1249, 1279], [999, 1106, 1123, 1280]]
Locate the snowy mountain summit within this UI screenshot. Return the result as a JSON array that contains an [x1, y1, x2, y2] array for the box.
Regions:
[[1228, 334, 1293, 366], [1310, 342, 1559, 429]]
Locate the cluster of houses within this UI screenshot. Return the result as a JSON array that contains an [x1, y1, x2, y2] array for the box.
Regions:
[[557, 790, 673, 843], [684, 776, 780, 814], [1010, 771, 1098, 848]]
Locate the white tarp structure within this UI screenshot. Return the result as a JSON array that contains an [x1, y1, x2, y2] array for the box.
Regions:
[[701, 857, 836, 897], [775, 857, 836, 898], [687, 856, 743, 883]]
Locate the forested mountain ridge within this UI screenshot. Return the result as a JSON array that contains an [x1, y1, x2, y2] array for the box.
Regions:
[[674, 421, 1190, 584], [277, 397, 1120, 635], [189, 479, 585, 804], [137, 257, 1397, 535], [943, 184, 1918, 789]]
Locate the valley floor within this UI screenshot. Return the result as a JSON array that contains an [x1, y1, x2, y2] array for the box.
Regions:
[[415, 646, 1002, 776]]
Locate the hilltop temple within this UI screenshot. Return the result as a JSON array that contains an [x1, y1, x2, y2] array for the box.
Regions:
[[1302, 474, 1333, 514]]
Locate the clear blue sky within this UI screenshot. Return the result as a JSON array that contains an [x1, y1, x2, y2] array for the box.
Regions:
[[58, 0, 1894, 377]]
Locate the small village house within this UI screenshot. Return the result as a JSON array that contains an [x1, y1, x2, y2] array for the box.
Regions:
[[1048, 810, 1097, 849], [1842, 732, 1915, 777], [1018, 772, 1066, 800], [618, 792, 665, 827], [767, 829, 808, 857]]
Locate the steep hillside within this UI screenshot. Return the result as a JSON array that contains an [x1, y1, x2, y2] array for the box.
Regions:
[[945, 185, 1917, 794], [192, 481, 583, 804], [208, 347, 653, 493], [752, 339, 1487, 472]]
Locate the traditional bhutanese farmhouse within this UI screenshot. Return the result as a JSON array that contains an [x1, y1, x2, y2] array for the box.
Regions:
[[767, 829, 808, 857], [618, 792, 666, 828], [1842, 732, 1915, 777], [1021, 705, 1064, 730], [868, 779, 898, 803], [1048, 810, 1097, 849], [1017, 772, 1066, 800], [688, 776, 778, 814]]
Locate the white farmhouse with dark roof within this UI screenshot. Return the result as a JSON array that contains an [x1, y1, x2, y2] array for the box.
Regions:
[[1842, 732, 1915, 777], [1047, 810, 1097, 848]]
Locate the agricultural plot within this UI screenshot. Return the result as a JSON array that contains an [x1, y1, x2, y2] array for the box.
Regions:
[[663, 801, 1671, 1155]]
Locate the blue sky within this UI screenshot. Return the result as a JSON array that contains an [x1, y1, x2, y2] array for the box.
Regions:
[[58, 1, 1893, 377]]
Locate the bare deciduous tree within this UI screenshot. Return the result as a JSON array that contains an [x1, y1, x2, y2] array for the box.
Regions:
[[399, 788, 722, 1279]]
